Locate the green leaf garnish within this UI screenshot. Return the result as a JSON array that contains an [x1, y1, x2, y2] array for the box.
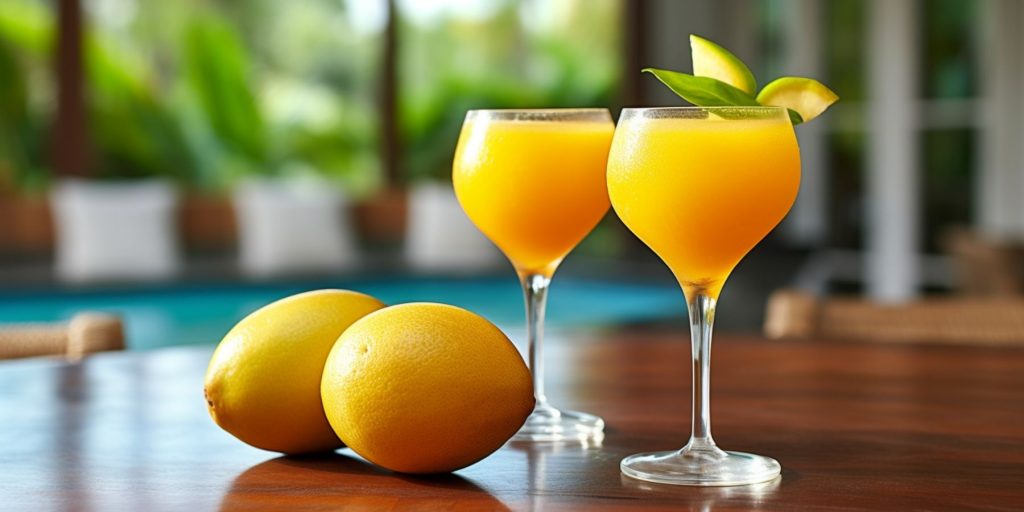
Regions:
[[642, 68, 759, 107], [644, 35, 838, 125]]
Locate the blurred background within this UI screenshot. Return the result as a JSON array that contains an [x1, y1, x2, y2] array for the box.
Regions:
[[1, 0, 1019, 352]]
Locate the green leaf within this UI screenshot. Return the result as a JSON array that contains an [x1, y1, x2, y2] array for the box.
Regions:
[[787, 109, 804, 126], [642, 68, 759, 107]]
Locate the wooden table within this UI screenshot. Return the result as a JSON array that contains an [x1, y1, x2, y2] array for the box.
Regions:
[[2, 332, 1023, 511]]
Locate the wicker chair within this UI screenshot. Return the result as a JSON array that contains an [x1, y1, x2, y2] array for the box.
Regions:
[[942, 228, 1024, 296], [764, 289, 1024, 346], [0, 313, 125, 361]]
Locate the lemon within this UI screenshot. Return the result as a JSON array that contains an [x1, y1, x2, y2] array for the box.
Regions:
[[757, 76, 839, 124], [321, 302, 533, 474], [690, 34, 757, 95], [204, 289, 386, 454]]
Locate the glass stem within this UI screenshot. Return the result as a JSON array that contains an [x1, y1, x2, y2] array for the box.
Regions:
[[687, 293, 718, 450], [520, 272, 552, 409]]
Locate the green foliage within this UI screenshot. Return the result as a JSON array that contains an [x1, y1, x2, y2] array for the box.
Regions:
[[0, 43, 28, 137], [183, 13, 267, 166], [0, 39, 43, 192], [0, 0, 199, 187], [0, 0, 51, 56], [401, 77, 541, 184], [280, 116, 382, 196], [0, 0, 620, 194], [825, 0, 864, 102], [398, 0, 620, 183], [85, 33, 197, 183], [923, 0, 975, 98], [0, 1, 49, 192]]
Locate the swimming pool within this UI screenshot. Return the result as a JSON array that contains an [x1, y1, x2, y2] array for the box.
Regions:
[[0, 276, 683, 350]]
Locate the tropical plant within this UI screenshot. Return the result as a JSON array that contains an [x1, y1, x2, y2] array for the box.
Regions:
[[0, 0, 383, 195], [397, 0, 620, 184], [0, 2, 51, 193], [0, 0, 620, 195]]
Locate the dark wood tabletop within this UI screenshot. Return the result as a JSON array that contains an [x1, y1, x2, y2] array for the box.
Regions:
[[1, 331, 1023, 511]]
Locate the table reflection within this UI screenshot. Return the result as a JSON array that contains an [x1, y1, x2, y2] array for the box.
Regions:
[[621, 475, 782, 511], [219, 453, 511, 511]]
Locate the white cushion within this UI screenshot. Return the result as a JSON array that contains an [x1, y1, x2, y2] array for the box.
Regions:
[[405, 183, 501, 272], [233, 177, 357, 277], [50, 179, 180, 282]]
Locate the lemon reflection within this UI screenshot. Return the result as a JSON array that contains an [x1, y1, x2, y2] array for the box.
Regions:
[[219, 452, 511, 511]]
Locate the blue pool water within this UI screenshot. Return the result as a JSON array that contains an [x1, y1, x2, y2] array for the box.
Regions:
[[0, 276, 683, 350]]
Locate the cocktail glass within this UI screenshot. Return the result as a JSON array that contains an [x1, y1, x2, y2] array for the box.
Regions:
[[453, 109, 613, 442], [607, 106, 800, 485]]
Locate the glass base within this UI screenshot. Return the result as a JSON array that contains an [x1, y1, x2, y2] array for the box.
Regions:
[[512, 404, 604, 442], [621, 444, 781, 486]]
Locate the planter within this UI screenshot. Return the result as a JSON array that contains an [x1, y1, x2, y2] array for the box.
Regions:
[[50, 179, 180, 282], [233, 177, 358, 277], [354, 187, 408, 247], [0, 192, 53, 257], [405, 183, 502, 272], [180, 194, 236, 255]]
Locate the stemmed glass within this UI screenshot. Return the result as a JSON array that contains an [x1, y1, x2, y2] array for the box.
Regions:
[[607, 107, 800, 485], [453, 109, 614, 441]]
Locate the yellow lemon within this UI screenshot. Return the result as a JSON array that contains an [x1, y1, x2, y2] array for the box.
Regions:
[[205, 289, 385, 454], [321, 302, 533, 473]]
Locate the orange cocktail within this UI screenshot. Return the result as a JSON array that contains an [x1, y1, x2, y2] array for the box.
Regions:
[[453, 109, 613, 441], [608, 106, 799, 485], [454, 112, 613, 276], [607, 108, 800, 298]]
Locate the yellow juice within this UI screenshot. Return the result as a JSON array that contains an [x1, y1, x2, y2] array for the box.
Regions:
[[453, 117, 614, 275], [607, 113, 800, 298]]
